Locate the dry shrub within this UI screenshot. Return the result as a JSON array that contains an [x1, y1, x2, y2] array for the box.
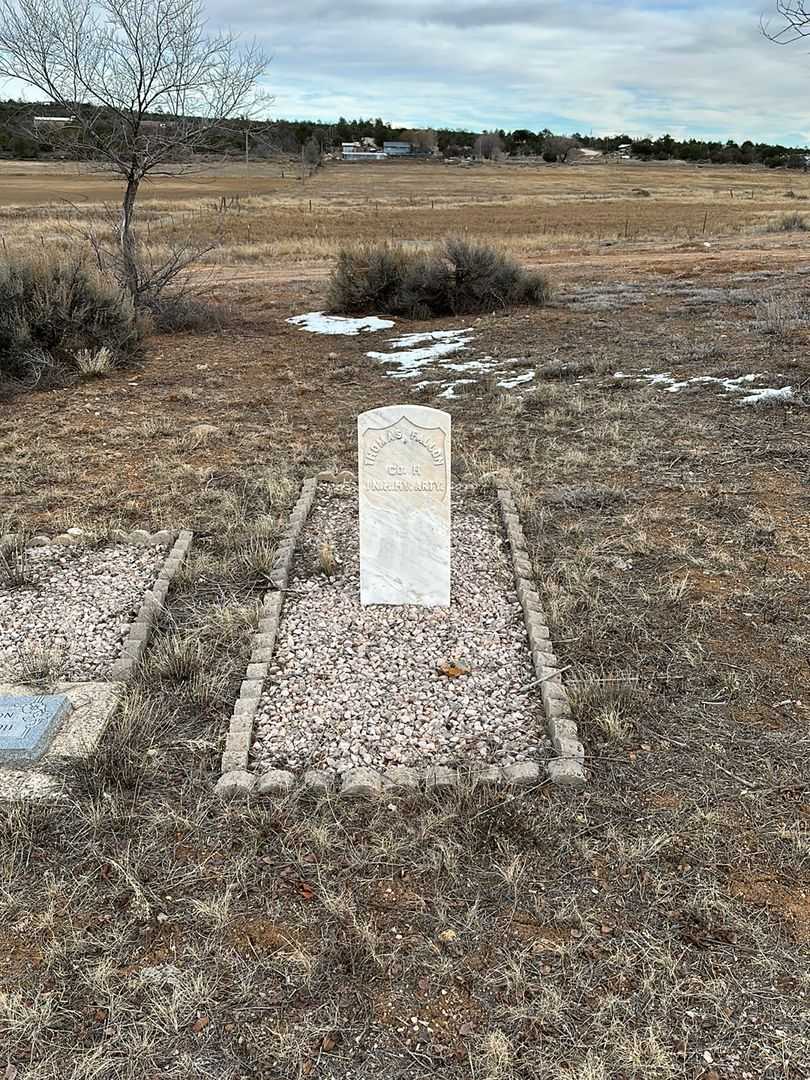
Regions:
[[0, 256, 141, 388], [141, 290, 223, 333], [327, 237, 550, 318], [766, 211, 809, 232]]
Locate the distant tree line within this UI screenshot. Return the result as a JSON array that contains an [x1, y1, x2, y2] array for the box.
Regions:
[[0, 100, 807, 168]]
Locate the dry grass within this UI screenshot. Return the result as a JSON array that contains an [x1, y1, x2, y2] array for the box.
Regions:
[[0, 159, 808, 1078], [0, 159, 808, 272]]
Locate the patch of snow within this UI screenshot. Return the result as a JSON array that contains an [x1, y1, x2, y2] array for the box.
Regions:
[[288, 311, 394, 335], [438, 379, 476, 399], [389, 328, 474, 348], [737, 386, 797, 407], [498, 372, 535, 389], [618, 370, 767, 394], [442, 357, 498, 373], [367, 327, 475, 377]]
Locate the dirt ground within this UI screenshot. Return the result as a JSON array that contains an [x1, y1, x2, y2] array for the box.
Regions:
[[0, 160, 808, 1079]]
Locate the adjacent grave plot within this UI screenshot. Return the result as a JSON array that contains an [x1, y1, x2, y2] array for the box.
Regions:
[[251, 486, 551, 776], [0, 540, 170, 682]]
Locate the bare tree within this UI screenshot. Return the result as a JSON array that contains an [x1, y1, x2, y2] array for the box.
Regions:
[[762, 2, 810, 42], [542, 135, 580, 162], [474, 132, 503, 161], [0, 0, 267, 303]]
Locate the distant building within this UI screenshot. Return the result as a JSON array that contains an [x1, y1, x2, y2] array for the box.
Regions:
[[383, 141, 412, 156], [341, 142, 386, 161], [565, 147, 603, 164], [33, 116, 75, 128]]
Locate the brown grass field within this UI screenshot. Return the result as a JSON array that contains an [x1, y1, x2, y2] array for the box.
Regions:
[[0, 158, 808, 1079]]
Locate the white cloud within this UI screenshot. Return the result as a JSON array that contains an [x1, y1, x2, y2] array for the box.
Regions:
[[2, 1, 808, 142]]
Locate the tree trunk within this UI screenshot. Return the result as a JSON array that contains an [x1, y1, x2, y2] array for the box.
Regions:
[[119, 173, 140, 301]]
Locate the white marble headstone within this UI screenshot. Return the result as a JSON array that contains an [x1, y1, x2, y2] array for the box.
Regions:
[[358, 405, 451, 606]]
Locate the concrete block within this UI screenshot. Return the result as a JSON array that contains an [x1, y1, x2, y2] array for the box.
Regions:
[[250, 648, 275, 664], [383, 766, 420, 792], [221, 749, 249, 772], [246, 663, 268, 681], [546, 758, 587, 790], [503, 761, 542, 788], [121, 639, 146, 662], [554, 738, 585, 764], [256, 769, 296, 796], [215, 770, 256, 800], [474, 765, 504, 787], [302, 769, 333, 795], [109, 659, 136, 683], [239, 679, 263, 700], [225, 731, 250, 754], [339, 767, 383, 799], [425, 765, 457, 793]]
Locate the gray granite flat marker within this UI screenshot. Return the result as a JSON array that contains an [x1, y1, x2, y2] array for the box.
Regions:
[[0, 694, 73, 763]]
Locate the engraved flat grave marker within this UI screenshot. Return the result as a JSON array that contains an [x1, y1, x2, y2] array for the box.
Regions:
[[0, 694, 73, 764], [358, 405, 451, 606]]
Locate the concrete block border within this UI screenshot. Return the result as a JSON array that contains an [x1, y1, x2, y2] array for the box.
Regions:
[[219, 477, 318, 777], [495, 486, 587, 790], [216, 475, 561, 803], [216, 761, 551, 802], [109, 529, 194, 684]]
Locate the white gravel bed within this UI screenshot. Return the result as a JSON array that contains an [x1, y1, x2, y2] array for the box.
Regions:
[[253, 491, 549, 775], [0, 543, 168, 681]]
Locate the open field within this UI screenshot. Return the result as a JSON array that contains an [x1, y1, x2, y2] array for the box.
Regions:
[[3, 158, 810, 271], [0, 159, 808, 1078]]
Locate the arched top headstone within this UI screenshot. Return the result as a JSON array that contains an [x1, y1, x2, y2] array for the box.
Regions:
[[358, 405, 451, 607]]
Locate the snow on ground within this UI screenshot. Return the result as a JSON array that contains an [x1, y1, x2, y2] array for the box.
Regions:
[[498, 371, 535, 390], [439, 380, 477, 399], [367, 328, 475, 376], [288, 312, 394, 335], [737, 386, 797, 407], [614, 370, 797, 405]]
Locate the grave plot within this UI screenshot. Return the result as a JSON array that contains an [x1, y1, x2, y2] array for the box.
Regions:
[[0, 539, 168, 682], [0, 532, 180, 798], [251, 488, 550, 777]]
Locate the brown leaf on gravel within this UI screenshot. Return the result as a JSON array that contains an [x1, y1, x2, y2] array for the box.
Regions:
[[436, 661, 469, 678]]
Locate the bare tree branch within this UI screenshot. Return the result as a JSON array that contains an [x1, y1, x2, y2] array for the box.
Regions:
[[762, 1, 810, 43]]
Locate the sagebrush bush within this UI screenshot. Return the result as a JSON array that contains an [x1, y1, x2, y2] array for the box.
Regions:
[[0, 256, 141, 387], [327, 238, 551, 318], [141, 290, 223, 333], [767, 211, 809, 233]]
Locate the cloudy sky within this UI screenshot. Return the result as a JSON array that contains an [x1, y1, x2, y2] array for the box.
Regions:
[[4, 0, 810, 144], [219, 0, 810, 144]]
